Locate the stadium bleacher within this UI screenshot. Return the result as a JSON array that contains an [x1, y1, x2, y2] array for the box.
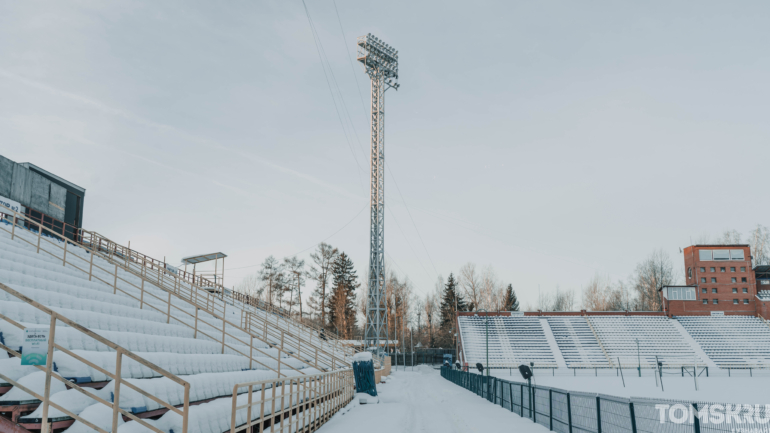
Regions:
[[676, 315, 770, 368], [458, 315, 558, 368], [0, 214, 350, 433]]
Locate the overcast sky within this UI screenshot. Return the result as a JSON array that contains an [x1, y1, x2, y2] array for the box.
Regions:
[[2, 1, 769, 309]]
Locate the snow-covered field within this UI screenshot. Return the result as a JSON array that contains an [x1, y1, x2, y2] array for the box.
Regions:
[[318, 365, 548, 433], [488, 368, 770, 403]]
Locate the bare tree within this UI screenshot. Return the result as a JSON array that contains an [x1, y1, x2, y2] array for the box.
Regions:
[[717, 229, 742, 245], [307, 243, 339, 325], [458, 262, 482, 311], [582, 274, 626, 311], [749, 224, 770, 266], [552, 286, 576, 311], [283, 256, 306, 317], [235, 272, 262, 299], [631, 249, 675, 311], [258, 256, 283, 306]]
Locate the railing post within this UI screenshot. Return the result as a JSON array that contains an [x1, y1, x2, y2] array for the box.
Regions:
[[194, 308, 199, 339], [521, 384, 524, 417], [630, 402, 638, 433], [88, 250, 94, 281], [62, 240, 67, 266], [692, 403, 700, 433], [112, 348, 123, 433], [167, 292, 172, 324], [113, 264, 119, 294], [249, 335, 254, 369], [40, 313, 57, 433], [567, 393, 573, 433], [596, 396, 602, 433], [139, 280, 145, 310], [549, 389, 553, 431], [182, 383, 190, 433], [221, 302, 227, 354], [10, 213, 16, 240]]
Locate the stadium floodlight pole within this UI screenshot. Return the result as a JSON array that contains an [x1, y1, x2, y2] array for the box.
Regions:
[[358, 33, 400, 355], [477, 309, 490, 377]]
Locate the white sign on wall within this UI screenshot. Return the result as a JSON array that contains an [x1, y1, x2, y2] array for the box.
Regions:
[[0, 195, 23, 214], [21, 328, 50, 366]]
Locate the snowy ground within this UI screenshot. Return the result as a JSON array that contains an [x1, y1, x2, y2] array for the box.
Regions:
[[318, 365, 548, 433], [488, 368, 770, 403]]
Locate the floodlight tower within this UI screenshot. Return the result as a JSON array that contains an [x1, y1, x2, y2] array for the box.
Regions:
[[358, 33, 399, 353]]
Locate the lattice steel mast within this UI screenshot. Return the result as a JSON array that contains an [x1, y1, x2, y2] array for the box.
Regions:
[[358, 34, 399, 353]]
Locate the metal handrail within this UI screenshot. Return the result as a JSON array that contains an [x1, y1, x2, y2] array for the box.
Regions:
[[83, 231, 348, 345], [75, 231, 356, 367], [228, 369, 354, 433], [0, 282, 190, 433]]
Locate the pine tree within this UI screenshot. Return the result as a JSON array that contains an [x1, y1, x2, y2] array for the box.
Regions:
[[503, 284, 519, 311], [328, 252, 359, 338], [307, 243, 338, 325], [439, 273, 466, 330]]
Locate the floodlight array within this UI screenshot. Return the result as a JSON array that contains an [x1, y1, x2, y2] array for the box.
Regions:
[[357, 33, 399, 86]]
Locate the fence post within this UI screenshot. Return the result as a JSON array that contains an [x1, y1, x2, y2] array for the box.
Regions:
[[596, 396, 602, 433], [629, 402, 637, 433], [567, 393, 573, 433], [549, 389, 553, 431], [521, 384, 524, 417], [692, 403, 701, 433], [532, 386, 536, 423]]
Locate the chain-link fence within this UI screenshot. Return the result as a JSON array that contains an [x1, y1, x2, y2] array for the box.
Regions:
[[441, 367, 770, 433]]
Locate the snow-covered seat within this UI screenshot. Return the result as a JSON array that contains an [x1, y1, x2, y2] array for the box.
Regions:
[[458, 315, 557, 368], [587, 316, 702, 367], [676, 315, 770, 367]]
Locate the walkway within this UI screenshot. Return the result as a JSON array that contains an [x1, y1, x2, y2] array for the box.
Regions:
[[318, 365, 548, 433]]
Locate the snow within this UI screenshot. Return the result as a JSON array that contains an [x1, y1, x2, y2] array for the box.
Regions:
[[22, 386, 107, 421], [0, 371, 67, 403], [317, 366, 549, 433], [66, 402, 123, 433], [0, 357, 39, 383], [352, 352, 372, 363]]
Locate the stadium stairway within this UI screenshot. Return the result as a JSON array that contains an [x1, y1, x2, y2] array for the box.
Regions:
[[0, 206, 353, 433]]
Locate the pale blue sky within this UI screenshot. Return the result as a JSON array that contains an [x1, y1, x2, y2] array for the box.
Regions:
[[2, 1, 769, 308]]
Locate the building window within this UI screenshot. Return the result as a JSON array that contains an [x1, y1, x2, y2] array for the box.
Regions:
[[720, 267, 726, 272], [714, 250, 730, 261], [730, 249, 745, 260], [700, 267, 706, 272], [713, 299, 719, 304], [712, 278, 717, 283], [744, 299, 750, 304], [743, 288, 748, 293], [703, 299, 708, 304], [699, 250, 713, 261], [731, 277, 737, 283], [732, 288, 738, 293], [734, 299, 739, 304], [701, 288, 707, 294], [688, 267, 692, 279], [741, 267, 746, 272], [701, 277, 706, 283], [742, 277, 747, 282], [712, 288, 718, 293], [731, 267, 736, 272], [710, 267, 716, 272]]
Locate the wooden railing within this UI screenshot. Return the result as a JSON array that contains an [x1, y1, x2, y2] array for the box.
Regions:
[[229, 370, 354, 433], [0, 283, 191, 433], [0, 204, 310, 377]]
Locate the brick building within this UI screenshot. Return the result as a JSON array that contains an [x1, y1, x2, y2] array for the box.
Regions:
[[662, 245, 756, 316]]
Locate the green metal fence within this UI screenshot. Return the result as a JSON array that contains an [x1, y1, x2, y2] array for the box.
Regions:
[[440, 366, 766, 433]]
